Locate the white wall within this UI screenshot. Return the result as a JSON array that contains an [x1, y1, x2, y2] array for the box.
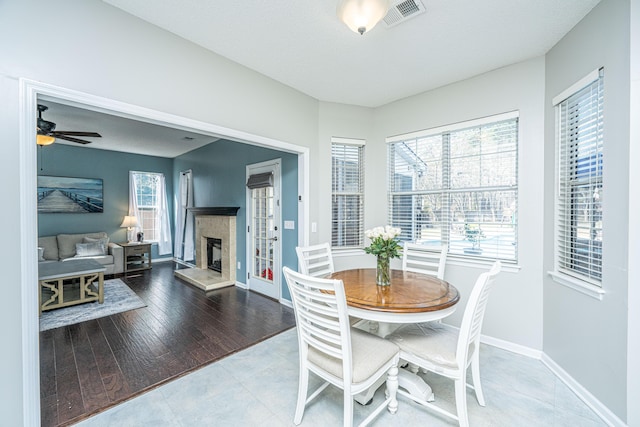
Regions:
[[363, 57, 546, 350], [543, 0, 630, 421], [0, 74, 26, 426], [0, 1, 320, 425], [0, 0, 634, 425], [628, 0, 640, 423], [320, 58, 546, 350], [315, 102, 375, 244], [0, 2, 319, 148]]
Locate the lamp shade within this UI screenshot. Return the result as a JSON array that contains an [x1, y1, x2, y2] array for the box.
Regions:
[[36, 134, 55, 146], [120, 215, 138, 228], [337, 0, 390, 35]]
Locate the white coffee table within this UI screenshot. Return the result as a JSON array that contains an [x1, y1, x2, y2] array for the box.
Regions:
[[38, 259, 106, 314]]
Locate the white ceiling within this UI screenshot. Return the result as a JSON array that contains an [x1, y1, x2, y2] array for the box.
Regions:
[[103, 0, 600, 108], [44, 0, 601, 157]]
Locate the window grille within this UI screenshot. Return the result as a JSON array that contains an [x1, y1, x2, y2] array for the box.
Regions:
[[387, 112, 519, 262]]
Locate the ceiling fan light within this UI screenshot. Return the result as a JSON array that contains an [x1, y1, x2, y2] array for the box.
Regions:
[[337, 0, 390, 35], [36, 134, 55, 146]]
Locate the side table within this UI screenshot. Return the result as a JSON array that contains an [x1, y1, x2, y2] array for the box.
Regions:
[[119, 242, 152, 273]]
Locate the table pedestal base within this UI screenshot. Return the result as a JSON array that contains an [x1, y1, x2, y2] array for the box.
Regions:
[[353, 319, 436, 405], [355, 367, 434, 405]]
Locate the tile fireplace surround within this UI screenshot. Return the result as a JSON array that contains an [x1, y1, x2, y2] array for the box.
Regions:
[[174, 207, 238, 291]]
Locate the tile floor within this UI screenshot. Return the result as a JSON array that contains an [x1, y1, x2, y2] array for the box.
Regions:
[[75, 328, 606, 426]]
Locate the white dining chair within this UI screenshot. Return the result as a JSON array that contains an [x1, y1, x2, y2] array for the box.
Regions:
[[295, 242, 334, 278], [386, 261, 501, 427], [282, 267, 400, 427], [402, 243, 447, 279], [296, 243, 365, 327]]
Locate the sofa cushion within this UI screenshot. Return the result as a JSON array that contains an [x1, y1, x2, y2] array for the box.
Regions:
[[75, 241, 107, 257], [38, 247, 45, 262], [57, 232, 108, 260], [38, 236, 59, 261]]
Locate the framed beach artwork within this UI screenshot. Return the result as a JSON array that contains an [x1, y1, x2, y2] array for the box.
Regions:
[[37, 175, 104, 213]]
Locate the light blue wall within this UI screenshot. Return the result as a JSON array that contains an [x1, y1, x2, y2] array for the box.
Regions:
[[173, 139, 298, 300], [36, 140, 299, 300], [37, 144, 174, 260]]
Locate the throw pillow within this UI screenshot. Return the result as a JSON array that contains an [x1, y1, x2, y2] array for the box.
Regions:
[[83, 236, 109, 255], [38, 247, 45, 262], [75, 241, 106, 257]]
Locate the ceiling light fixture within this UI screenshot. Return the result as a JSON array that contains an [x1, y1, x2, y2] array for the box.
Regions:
[[36, 134, 55, 146], [337, 0, 390, 35]]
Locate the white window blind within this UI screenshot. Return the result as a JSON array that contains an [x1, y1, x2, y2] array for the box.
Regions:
[[555, 69, 604, 284], [388, 113, 518, 261], [331, 138, 365, 248]]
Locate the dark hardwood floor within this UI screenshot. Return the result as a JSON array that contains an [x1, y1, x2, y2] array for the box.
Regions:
[[39, 262, 296, 427]]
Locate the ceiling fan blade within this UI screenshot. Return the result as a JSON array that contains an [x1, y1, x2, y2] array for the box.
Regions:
[[52, 131, 102, 137], [55, 135, 92, 145]]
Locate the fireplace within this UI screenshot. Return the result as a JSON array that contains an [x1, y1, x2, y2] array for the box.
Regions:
[[207, 237, 222, 273], [174, 207, 239, 292]]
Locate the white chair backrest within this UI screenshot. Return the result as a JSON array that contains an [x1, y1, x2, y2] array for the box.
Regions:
[[456, 261, 501, 367], [402, 243, 447, 279], [283, 267, 353, 383], [295, 243, 335, 278]]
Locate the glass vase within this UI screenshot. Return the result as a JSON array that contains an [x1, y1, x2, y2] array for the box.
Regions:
[[376, 254, 391, 286]]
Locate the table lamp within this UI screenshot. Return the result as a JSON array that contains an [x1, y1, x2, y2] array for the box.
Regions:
[[120, 215, 139, 243]]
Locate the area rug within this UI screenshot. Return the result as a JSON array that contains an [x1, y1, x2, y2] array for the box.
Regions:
[[39, 278, 146, 332]]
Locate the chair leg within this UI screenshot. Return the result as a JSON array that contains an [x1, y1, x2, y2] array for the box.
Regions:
[[386, 363, 399, 415], [471, 350, 486, 406], [294, 367, 309, 425], [454, 378, 469, 427], [344, 388, 354, 427]]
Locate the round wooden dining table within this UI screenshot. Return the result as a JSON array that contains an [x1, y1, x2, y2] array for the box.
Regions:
[[327, 268, 461, 405], [327, 268, 460, 324]]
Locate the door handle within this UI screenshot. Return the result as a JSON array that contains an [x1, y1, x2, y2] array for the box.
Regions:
[[268, 236, 278, 241]]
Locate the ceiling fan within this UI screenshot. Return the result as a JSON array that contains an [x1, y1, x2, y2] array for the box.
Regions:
[[36, 104, 102, 146]]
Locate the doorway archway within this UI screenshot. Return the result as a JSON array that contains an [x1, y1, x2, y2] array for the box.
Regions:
[[19, 79, 310, 422]]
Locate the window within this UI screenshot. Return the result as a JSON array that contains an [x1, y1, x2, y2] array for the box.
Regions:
[[387, 112, 518, 261], [129, 171, 172, 255], [554, 69, 604, 284], [331, 138, 365, 248]]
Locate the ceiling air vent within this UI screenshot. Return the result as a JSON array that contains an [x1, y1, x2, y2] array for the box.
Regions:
[[383, 0, 426, 28]]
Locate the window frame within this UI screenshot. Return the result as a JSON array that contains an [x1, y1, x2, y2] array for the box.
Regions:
[[551, 68, 605, 296], [386, 111, 519, 263], [331, 137, 365, 250], [131, 171, 163, 243]]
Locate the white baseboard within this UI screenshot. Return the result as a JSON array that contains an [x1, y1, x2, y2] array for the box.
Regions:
[[233, 281, 292, 308], [154, 256, 175, 264], [480, 334, 543, 360], [541, 353, 626, 427], [280, 298, 293, 309], [438, 323, 621, 426], [438, 322, 542, 359]]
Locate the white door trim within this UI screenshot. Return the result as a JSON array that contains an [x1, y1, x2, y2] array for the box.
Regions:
[[246, 159, 282, 300], [18, 78, 310, 426]]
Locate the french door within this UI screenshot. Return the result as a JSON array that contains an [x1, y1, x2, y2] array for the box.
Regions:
[[246, 160, 281, 299]]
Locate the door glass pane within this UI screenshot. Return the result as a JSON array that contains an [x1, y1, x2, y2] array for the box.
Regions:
[[252, 186, 274, 282]]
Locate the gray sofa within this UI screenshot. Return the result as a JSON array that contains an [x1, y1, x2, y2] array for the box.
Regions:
[[38, 231, 124, 275]]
